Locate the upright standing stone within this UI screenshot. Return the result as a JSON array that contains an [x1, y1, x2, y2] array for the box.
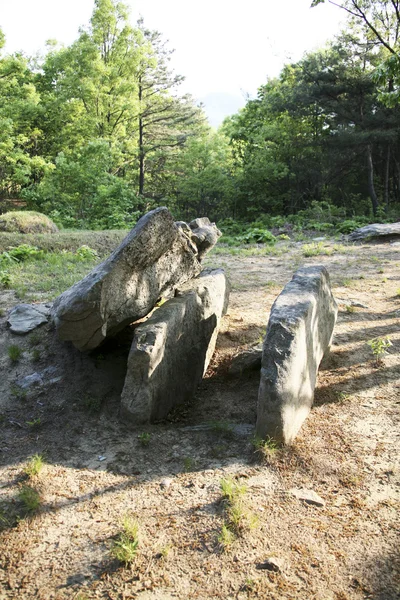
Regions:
[[121, 268, 230, 423], [256, 266, 337, 445], [51, 208, 202, 351]]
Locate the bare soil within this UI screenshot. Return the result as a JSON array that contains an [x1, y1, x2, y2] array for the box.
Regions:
[[0, 239, 399, 599]]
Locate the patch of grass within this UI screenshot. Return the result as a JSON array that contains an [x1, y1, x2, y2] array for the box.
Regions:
[[26, 418, 42, 429], [252, 435, 279, 461], [209, 420, 235, 439], [111, 515, 139, 566], [9, 250, 101, 302], [218, 523, 235, 550], [0, 270, 11, 287], [31, 348, 41, 362], [0, 230, 126, 255], [18, 485, 41, 513], [0, 308, 5, 317], [336, 391, 351, 403], [8, 344, 22, 363], [219, 476, 257, 547], [28, 332, 42, 347], [10, 385, 27, 401], [0, 211, 58, 234], [302, 242, 333, 257], [24, 454, 45, 478], [138, 432, 151, 446]]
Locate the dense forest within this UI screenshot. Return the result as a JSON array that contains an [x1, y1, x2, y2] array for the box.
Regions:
[[1, 0, 400, 229]]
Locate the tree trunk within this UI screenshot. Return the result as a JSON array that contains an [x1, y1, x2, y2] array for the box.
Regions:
[[384, 144, 390, 212], [366, 144, 379, 216], [139, 116, 145, 196]]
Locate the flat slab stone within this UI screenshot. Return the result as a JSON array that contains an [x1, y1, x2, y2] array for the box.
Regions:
[[348, 222, 400, 242], [256, 266, 337, 445], [51, 208, 203, 351], [8, 303, 51, 334], [289, 488, 325, 507], [121, 268, 230, 423]]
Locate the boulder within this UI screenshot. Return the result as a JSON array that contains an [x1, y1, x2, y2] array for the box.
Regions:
[[228, 344, 262, 377], [189, 217, 222, 260], [51, 208, 203, 351], [256, 266, 337, 445], [121, 268, 230, 423], [8, 303, 51, 334], [348, 222, 400, 242]]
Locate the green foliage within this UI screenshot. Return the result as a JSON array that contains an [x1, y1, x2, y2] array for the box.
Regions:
[[252, 435, 278, 460], [0, 270, 11, 287], [111, 515, 139, 566], [75, 245, 98, 260], [18, 485, 41, 513], [26, 418, 42, 429], [368, 336, 392, 360], [138, 432, 151, 446], [24, 454, 45, 478], [8, 344, 22, 363]]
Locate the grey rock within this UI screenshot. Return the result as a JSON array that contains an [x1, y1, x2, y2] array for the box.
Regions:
[[256, 266, 337, 445], [189, 217, 222, 260], [290, 488, 325, 507], [228, 344, 262, 376], [121, 268, 230, 423], [51, 208, 203, 351], [16, 366, 60, 390], [335, 298, 369, 309], [8, 303, 51, 334], [348, 222, 400, 242], [16, 372, 43, 389]]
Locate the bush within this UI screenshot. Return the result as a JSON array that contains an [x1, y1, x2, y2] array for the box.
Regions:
[[0, 211, 58, 234]]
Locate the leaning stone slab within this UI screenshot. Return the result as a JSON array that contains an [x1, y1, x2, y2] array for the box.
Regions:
[[348, 222, 400, 242], [256, 266, 337, 445], [51, 208, 203, 351], [121, 268, 230, 423], [8, 303, 51, 334]]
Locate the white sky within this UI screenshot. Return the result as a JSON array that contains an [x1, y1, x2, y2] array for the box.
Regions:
[[0, 0, 345, 125]]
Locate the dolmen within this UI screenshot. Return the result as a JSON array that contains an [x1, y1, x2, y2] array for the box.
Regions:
[[51, 207, 228, 422], [256, 266, 337, 445]]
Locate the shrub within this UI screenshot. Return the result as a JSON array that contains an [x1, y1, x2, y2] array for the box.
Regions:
[[0, 211, 58, 234]]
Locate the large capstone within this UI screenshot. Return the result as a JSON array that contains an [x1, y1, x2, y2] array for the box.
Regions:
[[348, 222, 400, 242], [121, 268, 230, 423], [256, 266, 337, 445], [52, 208, 203, 351]]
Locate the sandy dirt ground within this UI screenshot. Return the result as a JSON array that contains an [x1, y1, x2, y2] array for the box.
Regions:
[[0, 238, 399, 599]]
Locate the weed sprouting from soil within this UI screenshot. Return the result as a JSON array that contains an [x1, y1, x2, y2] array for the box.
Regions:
[[111, 515, 139, 566], [138, 432, 151, 446], [219, 476, 256, 548], [252, 435, 279, 461], [18, 485, 41, 513], [368, 336, 392, 363], [8, 344, 22, 363], [24, 454, 45, 478]]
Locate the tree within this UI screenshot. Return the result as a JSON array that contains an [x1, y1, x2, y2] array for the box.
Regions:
[[311, 0, 400, 104]]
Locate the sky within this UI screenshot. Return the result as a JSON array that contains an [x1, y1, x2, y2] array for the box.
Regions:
[[0, 0, 345, 126]]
